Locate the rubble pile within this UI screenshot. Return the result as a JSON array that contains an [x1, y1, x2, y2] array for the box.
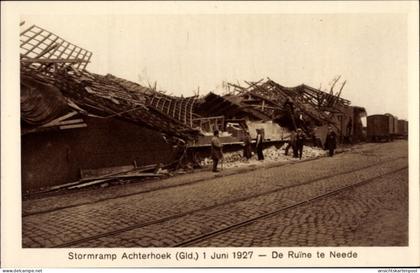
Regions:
[[262, 145, 326, 161], [199, 145, 327, 169]]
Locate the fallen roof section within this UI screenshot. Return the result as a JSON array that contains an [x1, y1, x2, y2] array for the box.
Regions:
[[20, 25, 92, 73]]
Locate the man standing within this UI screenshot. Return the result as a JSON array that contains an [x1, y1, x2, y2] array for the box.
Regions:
[[211, 130, 223, 172], [325, 126, 337, 157], [296, 128, 305, 159], [285, 130, 297, 157], [243, 131, 252, 160], [256, 129, 264, 160]]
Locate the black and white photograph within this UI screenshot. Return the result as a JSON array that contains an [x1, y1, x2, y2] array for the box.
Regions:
[[1, 1, 419, 269]]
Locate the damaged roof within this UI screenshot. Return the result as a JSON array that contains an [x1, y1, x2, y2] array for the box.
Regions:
[[198, 78, 356, 132], [20, 24, 200, 139], [20, 25, 92, 73]]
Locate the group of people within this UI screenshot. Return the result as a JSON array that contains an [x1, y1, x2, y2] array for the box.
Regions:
[[285, 126, 337, 159], [284, 128, 306, 159], [210, 129, 265, 172], [211, 126, 337, 172]]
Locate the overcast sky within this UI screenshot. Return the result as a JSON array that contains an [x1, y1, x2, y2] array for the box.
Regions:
[[22, 13, 408, 119]]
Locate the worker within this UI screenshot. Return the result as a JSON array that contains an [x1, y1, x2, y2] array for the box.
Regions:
[[324, 126, 337, 157], [284, 130, 297, 157], [243, 131, 252, 160], [211, 130, 223, 172], [296, 128, 305, 159], [256, 129, 264, 160]]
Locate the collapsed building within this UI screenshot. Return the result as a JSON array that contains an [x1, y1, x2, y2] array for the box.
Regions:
[[20, 24, 366, 193], [21, 25, 200, 192], [195, 79, 366, 145]]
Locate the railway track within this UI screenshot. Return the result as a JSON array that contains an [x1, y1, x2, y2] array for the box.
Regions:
[[50, 158, 407, 248], [23, 154, 407, 217], [173, 166, 408, 247]]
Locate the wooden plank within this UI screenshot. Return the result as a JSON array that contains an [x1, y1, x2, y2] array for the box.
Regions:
[[41, 119, 84, 128], [68, 178, 114, 189], [84, 52, 93, 70], [178, 99, 183, 121], [76, 49, 89, 69], [36, 41, 64, 71], [34, 41, 59, 58], [80, 164, 157, 181], [21, 32, 52, 58], [189, 98, 194, 127], [193, 116, 225, 121], [57, 119, 84, 125], [20, 28, 43, 46], [81, 165, 135, 179], [49, 180, 87, 190], [40, 111, 78, 127], [53, 41, 72, 69], [105, 173, 163, 179], [172, 99, 177, 118], [59, 123, 87, 130], [21, 58, 87, 63], [69, 172, 164, 189]]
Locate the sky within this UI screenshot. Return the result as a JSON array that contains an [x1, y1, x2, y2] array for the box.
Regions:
[[22, 13, 408, 119]]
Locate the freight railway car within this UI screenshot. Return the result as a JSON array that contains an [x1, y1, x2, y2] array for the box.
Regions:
[[397, 119, 409, 139], [367, 114, 394, 142], [384, 113, 399, 137]]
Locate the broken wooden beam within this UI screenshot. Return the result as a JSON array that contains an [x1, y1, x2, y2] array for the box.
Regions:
[[20, 58, 88, 64]]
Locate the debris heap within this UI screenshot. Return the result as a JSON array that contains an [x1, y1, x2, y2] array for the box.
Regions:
[[199, 144, 327, 169]]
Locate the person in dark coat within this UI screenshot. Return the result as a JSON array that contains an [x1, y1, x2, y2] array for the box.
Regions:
[[295, 128, 305, 159], [256, 129, 264, 160], [285, 130, 297, 157], [325, 126, 337, 157], [211, 130, 223, 172], [243, 132, 252, 160]]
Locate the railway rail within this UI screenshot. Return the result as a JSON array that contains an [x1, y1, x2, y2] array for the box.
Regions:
[[23, 149, 406, 217], [50, 157, 407, 248], [173, 166, 407, 247]]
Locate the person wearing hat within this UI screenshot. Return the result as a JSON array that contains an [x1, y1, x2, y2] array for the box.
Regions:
[[211, 130, 223, 172], [324, 126, 337, 157], [296, 128, 305, 159], [256, 128, 265, 160]]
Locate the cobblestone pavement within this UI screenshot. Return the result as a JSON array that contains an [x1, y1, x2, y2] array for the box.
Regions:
[[22, 141, 408, 247], [193, 168, 408, 247], [22, 142, 384, 215]]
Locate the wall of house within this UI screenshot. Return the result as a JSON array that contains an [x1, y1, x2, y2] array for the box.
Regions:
[[328, 105, 354, 143], [21, 117, 177, 192]]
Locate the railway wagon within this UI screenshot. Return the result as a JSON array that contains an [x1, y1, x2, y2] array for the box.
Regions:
[[367, 114, 393, 142], [392, 116, 399, 136], [397, 119, 409, 139], [384, 113, 398, 136]]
